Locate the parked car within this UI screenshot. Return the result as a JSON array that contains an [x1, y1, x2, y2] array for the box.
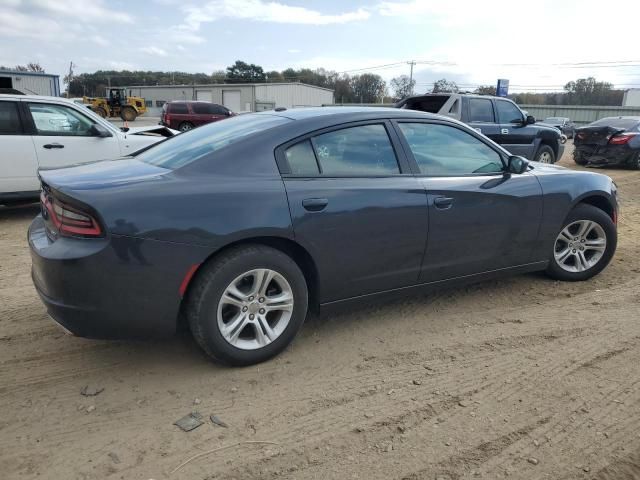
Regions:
[[396, 94, 564, 164], [542, 117, 576, 138], [0, 94, 177, 205], [160, 101, 234, 132], [29, 107, 618, 366], [573, 117, 640, 169]]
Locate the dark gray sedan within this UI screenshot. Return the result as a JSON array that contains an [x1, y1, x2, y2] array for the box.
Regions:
[[29, 107, 618, 365]]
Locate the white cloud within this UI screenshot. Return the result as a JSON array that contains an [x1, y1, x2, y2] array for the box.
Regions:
[[0, 6, 70, 40], [30, 0, 133, 23], [179, 0, 370, 31], [91, 35, 108, 46], [140, 46, 168, 57], [288, 49, 301, 54]]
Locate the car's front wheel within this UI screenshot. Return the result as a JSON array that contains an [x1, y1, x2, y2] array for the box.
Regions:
[[546, 204, 616, 281], [186, 245, 308, 366], [535, 144, 556, 164]]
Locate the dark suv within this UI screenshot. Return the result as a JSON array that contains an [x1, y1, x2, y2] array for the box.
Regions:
[[396, 94, 564, 164], [160, 101, 233, 132]]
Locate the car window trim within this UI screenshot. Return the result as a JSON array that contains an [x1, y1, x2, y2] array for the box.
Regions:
[[0, 100, 25, 135], [276, 119, 413, 178], [390, 119, 508, 178]]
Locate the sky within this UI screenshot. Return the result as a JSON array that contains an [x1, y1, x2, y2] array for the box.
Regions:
[[1, 0, 640, 93]]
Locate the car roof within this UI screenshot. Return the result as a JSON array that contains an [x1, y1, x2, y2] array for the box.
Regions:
[[0, 93, 76, 104], [259, 106, 445, 122]]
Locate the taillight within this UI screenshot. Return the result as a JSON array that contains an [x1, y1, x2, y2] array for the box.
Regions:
[[608, 133, 638, 145], [41, 192, 102, 237]]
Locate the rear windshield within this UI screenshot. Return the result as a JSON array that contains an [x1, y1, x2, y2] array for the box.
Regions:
[[135, 114, 290, 169], [589, 118, 640, 130], [402, 95, 450, 113]]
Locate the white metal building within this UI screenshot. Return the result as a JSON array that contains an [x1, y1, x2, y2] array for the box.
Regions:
[[125, 83, 334, 115], [0, 70, 61, 96], [623, 89, 640, 107]]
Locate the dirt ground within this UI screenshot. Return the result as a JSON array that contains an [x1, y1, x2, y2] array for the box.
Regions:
[[1, 143, 639, 480]]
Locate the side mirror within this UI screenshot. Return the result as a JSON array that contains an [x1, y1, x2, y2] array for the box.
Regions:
[[91, 124, 112, 138], [526, 115, 536, 125], [507, 155, 529, 174]]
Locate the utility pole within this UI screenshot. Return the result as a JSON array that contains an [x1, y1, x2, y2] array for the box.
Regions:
[[407, 60, 416, 95]]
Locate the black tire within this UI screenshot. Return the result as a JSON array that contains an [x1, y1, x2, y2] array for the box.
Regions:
[[573, 149, 588, 166], [630, 152, 640, 170], [179, 122, 194, 132], [96, 107, 107, 118], [185, 245, 308, 366], [120, 106, 137, 121], [534, 144, 556, 164], [545, 204, 616, 282]]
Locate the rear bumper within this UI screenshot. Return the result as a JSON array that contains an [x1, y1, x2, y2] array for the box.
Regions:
[[574, 145, 638, 166], [29, 215, 210, 339]]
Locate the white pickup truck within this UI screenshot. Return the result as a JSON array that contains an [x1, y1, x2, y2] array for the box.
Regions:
[[0, 94, 178, 205]]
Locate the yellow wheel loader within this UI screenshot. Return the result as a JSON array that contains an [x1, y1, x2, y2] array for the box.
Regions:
[[83, 88, 146, 121]]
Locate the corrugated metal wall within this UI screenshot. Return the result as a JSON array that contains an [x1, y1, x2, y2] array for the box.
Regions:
[[126, 83, 333, 116], [254, 84, 334, 109], [1, 72, 59, 96], [520, 105, 640, 125]]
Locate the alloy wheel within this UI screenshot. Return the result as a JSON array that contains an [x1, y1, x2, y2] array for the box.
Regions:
[[217, 269, 294, 350], [538, 151, 552, 163], [554, 220, 607, 273]]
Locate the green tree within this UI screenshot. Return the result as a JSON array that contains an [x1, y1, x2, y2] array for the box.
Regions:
[[265, 70, 284, 82], [473, 85, 495, 95], [351, 73, 386, 103], [226, 60, 266, 83], [211, 70, 226, 83], [1, 62, 45, 72], [432, 78, 459, 93], [564, 77, 622, 105], [390, 75, 416, 100]]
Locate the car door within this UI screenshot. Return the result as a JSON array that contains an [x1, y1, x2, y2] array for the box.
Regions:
[[0, 100, 40, 194], [393, 120, 542, 282], [465, 97, 500, 143], [495, 99, 536, 158], [278, 121, 429, 302], [24, 101, 121, 169]]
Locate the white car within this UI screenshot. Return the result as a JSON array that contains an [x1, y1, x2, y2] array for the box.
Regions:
[[0, 94, 178, 204]]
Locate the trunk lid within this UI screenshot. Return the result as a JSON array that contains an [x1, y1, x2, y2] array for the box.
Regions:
[[574, 126, 625, 146]]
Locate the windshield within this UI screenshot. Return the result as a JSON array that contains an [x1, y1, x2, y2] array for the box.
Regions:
[[589, 118, 640, 130], [135, 114, 290, 169]]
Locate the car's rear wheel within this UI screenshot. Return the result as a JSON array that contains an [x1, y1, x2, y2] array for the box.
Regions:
[[535, 144, 555, 164], [630, 152, 640, 170], [186, 245, 308, 366], [179, 122, 194, 132], [546, 204, 616, 281], [96, 107, 107, 118], [573, 150, 588, 166]]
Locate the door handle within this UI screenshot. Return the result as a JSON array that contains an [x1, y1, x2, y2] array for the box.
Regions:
[[302, 198, 329, 212], [433, 196, 454, 209], [43, 143, 64, 149]]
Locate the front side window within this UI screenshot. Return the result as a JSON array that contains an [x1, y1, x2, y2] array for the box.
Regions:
[[312, 124, 399, 175], [468, 98, 495, 123], [496, 100, 523, 124], [28, 103, 96, 136], [0, 101, 21, 134], [398, 122, 504, 176]]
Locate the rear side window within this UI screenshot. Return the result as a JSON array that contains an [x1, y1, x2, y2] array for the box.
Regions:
[[136, 114, 290, 169], [496, 100, 523, 124], [169, 103, 189, 114], [313, 124, 399, 176], [192, 103, 228, 115], [0, 101, 21, 134], [468, 98, 495, 123], [285, 140, 319, 175]]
